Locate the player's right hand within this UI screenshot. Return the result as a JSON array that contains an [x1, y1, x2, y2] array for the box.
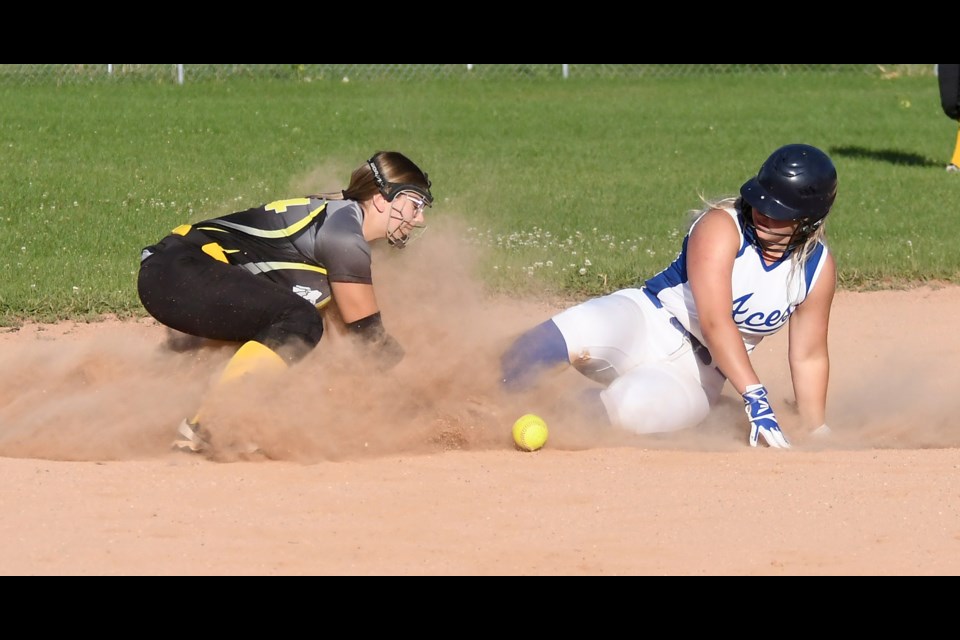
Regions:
[[742, 384, 790, 449]]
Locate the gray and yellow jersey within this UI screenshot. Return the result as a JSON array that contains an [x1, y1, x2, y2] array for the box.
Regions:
[[173, 197, 370, 309]]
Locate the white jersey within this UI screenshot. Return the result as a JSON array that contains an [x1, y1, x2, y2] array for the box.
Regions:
[[643, 205, 829, 353]]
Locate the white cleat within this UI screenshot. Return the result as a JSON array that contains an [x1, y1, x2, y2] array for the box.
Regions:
[[172, 419, 208, 453]]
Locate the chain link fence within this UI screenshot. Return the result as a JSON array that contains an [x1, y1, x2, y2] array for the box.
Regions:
[[0, 64, 937, 84]]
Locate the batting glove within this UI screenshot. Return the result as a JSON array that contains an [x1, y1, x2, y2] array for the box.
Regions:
[[742, 384, 790, 449]]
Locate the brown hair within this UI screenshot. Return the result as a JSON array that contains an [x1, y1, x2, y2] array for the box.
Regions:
[[318, 151, 432, 203]]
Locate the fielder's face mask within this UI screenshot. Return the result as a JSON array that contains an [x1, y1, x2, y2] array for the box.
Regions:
[[386, 191, 429, 248], [368, 155, 433, 249]]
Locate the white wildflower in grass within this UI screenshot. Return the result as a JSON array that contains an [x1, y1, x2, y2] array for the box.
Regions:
[[546, 260, 553, 268], [584, 259, 592, 267], [578, 268, 587, 275]]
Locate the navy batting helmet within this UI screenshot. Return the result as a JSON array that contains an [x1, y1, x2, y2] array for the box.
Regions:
[[740, 144, 837, 223]]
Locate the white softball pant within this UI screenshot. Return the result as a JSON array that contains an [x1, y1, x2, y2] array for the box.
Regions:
[[551, 288, 725, 434]]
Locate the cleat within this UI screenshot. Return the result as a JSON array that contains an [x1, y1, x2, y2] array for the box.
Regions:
[[947, 163, 960, 173], [172, 418, 208, 453]]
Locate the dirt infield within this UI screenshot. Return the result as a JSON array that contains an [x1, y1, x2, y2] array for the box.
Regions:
[[1, 230, 959, 575]]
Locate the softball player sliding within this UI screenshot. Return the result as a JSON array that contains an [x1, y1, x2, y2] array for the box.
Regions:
[[137, 151, 433, 453], [501, 144, 838, 448]]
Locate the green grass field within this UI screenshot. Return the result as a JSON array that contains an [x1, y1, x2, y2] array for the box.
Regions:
[[1, 72, 957, 325]]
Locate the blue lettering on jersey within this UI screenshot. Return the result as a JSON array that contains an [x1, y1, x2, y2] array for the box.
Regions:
[[732, 293, 790, 332]]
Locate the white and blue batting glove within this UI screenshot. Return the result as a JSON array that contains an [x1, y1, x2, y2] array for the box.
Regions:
[[742, 384, 790, 449]]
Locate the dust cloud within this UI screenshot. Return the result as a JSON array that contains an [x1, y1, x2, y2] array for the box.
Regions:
[[1, 214, 959, 462], [0, 213, 610, 463]]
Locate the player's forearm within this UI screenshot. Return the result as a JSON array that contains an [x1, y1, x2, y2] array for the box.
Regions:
[[790, 354, 829, 428], [347, 312, 405, 370], [701, 321, 759, 393]]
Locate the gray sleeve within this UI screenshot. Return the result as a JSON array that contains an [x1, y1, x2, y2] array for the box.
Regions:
[[315, 205, 373, 284]]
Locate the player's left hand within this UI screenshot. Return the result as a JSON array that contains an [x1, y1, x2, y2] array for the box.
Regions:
[[811, 424, 832, 438]]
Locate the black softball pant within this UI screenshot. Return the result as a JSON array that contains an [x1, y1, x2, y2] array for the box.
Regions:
[[940, 64, 960, 120], [137, 235, 324, 361]]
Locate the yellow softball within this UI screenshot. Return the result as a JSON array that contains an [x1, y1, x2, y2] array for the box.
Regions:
[[512, 413, 548, 452]]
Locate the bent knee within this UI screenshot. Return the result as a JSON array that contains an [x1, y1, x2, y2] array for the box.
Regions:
[[601, 370, 709, 434], [257, 305, 325, 361]]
